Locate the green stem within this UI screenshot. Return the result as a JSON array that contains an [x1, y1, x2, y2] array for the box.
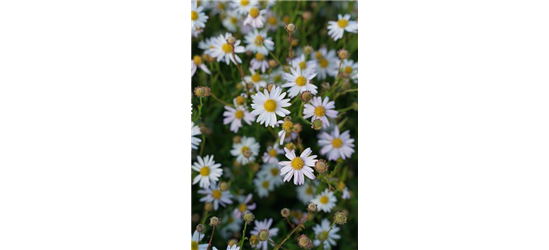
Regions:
[[239, 221, 249, 249], [337, 105, 354, 113], [274, 213, 308, 250], [206, 225, 216, 250]]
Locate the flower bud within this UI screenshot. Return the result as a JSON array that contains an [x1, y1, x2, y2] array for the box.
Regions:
[[268, 59, 278, 68], [285, 142, 296, 151], [250, 235, 260, 246], [298, 234, 313, 249], [314, 159, 328, 173], [303, 45, 313, 55], [203, 86, 211, 97], [258, 229, 270, 241], [209, 216, 220, 227], [194, 87, 206, 97], [236, 83, 243, 90], [235, 96, 246, 106], [266, 83, 275, 93], [192, 213, 200, 223], [300, 91, 313, 102], [196, 224, 205, 233], [228, 238, 238, 247], [226, 37, 236, 45], [242, 211, 255, 223], [338, 49, 350, 59], [291, 39, 299, 47], [281, 208, 290, 218], [302, 11, 312, 21], [307, 202, 317, 213], [340, 80, 351, 90], [321, 82, 330, 90], [333, 211, 348, 225], [204, 202, 213, 211], [311, 119, 323, 130], [233, 135, 242, 144], [285, 23, 296, 33], [219, 181, 229, 191], [293, 123, 302, 133]]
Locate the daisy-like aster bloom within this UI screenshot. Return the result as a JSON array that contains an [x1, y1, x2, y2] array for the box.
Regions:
[[279, 147, 317, 185], [244, 30, 274, 55], [262, 144, 283, 163], [253, 172, 274, 198], [222, 10, 240, 32], [327, 14, 358, 41], [231, 0, 258, 15], [198, 183, 234, 211], [243, 7, 267, 28], [191, 0, 209, 31], [311, 189, 337, 213], [191, 121, 202, 150], [250, 218, 279, 250], [276, 119, 292, 145], [296, 181, 317, 204], [198, 37, 214, 51], [250, 86, 291, 127], [291, 54, 316, 72], [243, 68, 267, 92], [192, 155, 223, 188], [250, 53, 269, 73], [223, 104, 255, 133], [232, 193, 256, 218], [282, 66, 318, 98], [318, 126, 355, 161], [230, 136, 260, 164], [191, 230, 208, 250], [265, 11, 280, 32], [303, 96, 338, 129], [191, 55, 211, 77], [258, 163, 283, 187], [208, 32, 246, 65], [313, 218, 341, 249], [314, 48, 339, 80], [269, 67, 284, 84], [340, 59, 358, 83]]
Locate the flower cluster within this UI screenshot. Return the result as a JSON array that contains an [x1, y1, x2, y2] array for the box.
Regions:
[[191, 1, 358, 249]]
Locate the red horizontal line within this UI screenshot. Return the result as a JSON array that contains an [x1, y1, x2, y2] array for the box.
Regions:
[[358, 167, 549, 175]]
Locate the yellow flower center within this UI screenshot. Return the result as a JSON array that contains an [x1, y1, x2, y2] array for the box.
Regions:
[[271, 168, 279, 175], [268, 16, 277, 25], [222, 43, 233, 53], [332, 138, 343, 148], [263, 99, 277, 112], [191, 11, 198, 21], [298, 61, 307, 70], [314, 106, 326, 117], [239, 203, 247, 212], [249, 7, 260, 18], [320, 195, 329, 204], [241, 146, 250, 154], [273, 75, 281, 82], [235, 110, 244, 119], [255, 53, 264, 61], [295, 76, 307, 86], [337, 18, 348, 28], [254, 35, 264, 46], [217, 2, 225, 10], [344, 66, 353, 74], [290, 157, 304, 170], [251, 72, 261, 83], [191, 241, 198, 250], [212, 189, 222, 199], [269, 149, 278, 157], [319, 58, 329, 68], [282, 120, 292, 132], [230, 17, 238, 24], [193, 55, 202, 65], [241, 0, 249, 6], [200, 166, 210, 176], [306, 187, 313, 195], [262, 181, 270, 188], [318, 231, 329, 241]]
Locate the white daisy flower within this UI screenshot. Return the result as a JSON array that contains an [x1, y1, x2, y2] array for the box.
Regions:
[[243, 68, 267, 92], [250, 53, 269, 73], [281, 66, 318, 98], [291, 54, 316, 72], [327, 14, 358, 41], [191, 121, 202, 150], [314, 48, 339, 80], [198, 183, 233, 211], [244, 29, 274, 55], [191, 55, 211, 77], [318, 126, 355, 161], [303, 96, 338, 129], [222, 11, 240, 32], [276, 119, 294, 145], [265, 11, 280, 32], [231, 0, 258, 15], [258, 163, 283, 187], [296, 181, 317, 204], [191, 0, 209, 31], [230, 136, 260, 165], [191, 230, 208, 250], [249, 218, 279, 250], [342, 187, 351, 199], [208, 0, 228, 15], [269, 67, 284, 84], [313, 218, 341, 249], [233, 193, 257, 218], [279, 147, 317, 185], [208, 32, 246, 65], [192, 155, 223, 188], [198, 37, 214, 51], [250, 86, 291, 127], [243, 7, 267, 28], [223, 104, 255, 133], [311, 189, 337, 213], [340, 59, 358, 83], [262, 144, 283, 163], [253, 173, 274, 198]]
